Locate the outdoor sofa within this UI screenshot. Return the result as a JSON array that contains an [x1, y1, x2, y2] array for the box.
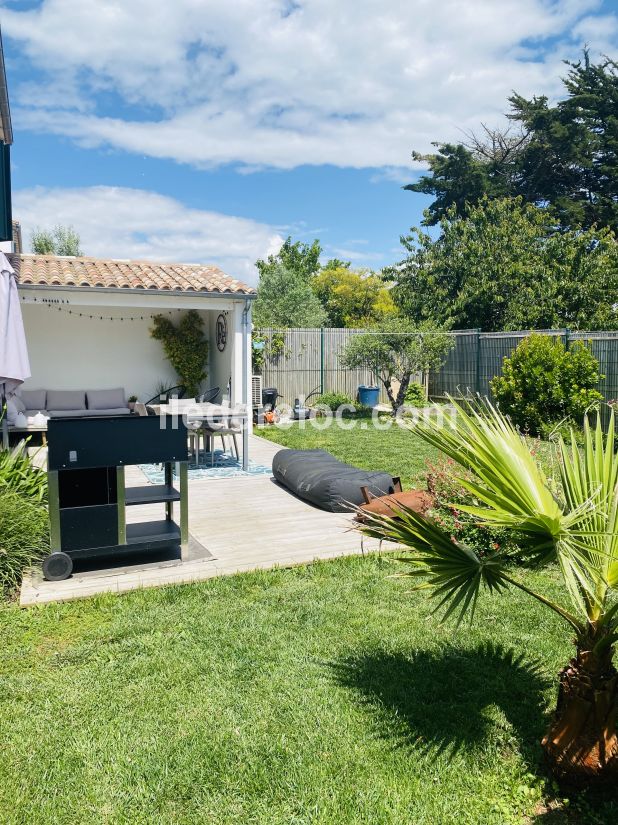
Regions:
[[7, 387, 130, 426]]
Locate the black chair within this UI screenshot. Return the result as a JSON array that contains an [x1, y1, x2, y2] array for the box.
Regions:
[[197, 387, 221, 404], [144, 385, 187, 405]]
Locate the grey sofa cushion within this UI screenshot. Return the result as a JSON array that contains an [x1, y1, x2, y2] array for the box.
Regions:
[[46, 389, 86, 411], [10, 394, 26, 413], [48, 407, 131, 418], [48, 409, 90, 418], [87, 387, 127, 410], [20, 389, 47, 410], [88, 407, 130, 416]]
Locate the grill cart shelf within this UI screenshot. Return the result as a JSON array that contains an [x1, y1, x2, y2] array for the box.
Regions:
[[44, 416, 189, 581]]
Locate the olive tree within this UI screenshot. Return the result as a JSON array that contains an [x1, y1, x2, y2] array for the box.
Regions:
[[341, 319, 453, 414]]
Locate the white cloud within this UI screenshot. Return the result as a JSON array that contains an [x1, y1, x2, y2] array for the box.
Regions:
[[370, 166, 419, 185], [13, 185, 284, 285], [326, 247, 383, 263], [3, 0, 616, 170]]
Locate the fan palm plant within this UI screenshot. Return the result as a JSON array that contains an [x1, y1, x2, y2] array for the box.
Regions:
[[358, 399, 618, 785]]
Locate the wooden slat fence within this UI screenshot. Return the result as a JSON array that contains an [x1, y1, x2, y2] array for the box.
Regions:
[[257, 327, 618, 416], [256, 328, 386, 404]]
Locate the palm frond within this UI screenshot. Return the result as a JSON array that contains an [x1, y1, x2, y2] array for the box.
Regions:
[[366, 398, 618, 627], [557, 412, 618, 612], [359, 504, 510, 625], [357, 503, 584, 632], [413, 398, 563, 528], [408, 397, 602, 614]]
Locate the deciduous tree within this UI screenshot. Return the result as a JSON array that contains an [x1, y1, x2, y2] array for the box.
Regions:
[[31, 225, 82, 256], [311, 266, 396, 327], [256, 237, 322, 282], [389, 197, 618, 331], [253, 263, 327, 328]]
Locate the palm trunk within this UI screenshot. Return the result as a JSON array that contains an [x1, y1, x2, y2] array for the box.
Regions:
[[543, 639, 618, 786]]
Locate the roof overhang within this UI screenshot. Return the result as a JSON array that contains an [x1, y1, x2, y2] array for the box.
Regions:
[[10, 253, 257, 294], [17, 282, 256, 312]]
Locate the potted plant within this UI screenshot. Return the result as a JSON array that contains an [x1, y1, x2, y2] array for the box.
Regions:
[[127, 395, 138, 412]]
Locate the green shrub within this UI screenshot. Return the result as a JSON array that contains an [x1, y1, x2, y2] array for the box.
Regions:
[[538, 419, 586, 446], [313, 392, 356, 412], [0, 491, 49, 595], [491, 334, 603, 436], [404, 382, 426, 407], [0, 442, 47, 503], [424, 457, 517, 559]]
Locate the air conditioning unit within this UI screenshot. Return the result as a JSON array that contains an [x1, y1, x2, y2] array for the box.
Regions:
[[251, 374, 263, 408]]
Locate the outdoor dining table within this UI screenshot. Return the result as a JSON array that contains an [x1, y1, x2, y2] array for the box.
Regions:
[[152, 402, 250, 470]]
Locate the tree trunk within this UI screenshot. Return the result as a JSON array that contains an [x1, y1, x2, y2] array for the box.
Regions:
[[382, 377, 398, 415], [395, 372, 412, 412], [543, 643, 618, 786]]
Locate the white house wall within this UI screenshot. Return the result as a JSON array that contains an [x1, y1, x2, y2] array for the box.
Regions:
[[232, 301, 252, 409], [207, 304, 251, 407], [20, 303, 177, 400], [208, 310, 233, 402], [18, 288, 242, 403]]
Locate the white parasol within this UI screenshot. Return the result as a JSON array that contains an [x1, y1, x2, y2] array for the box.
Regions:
[[0, 251, 30, 447]]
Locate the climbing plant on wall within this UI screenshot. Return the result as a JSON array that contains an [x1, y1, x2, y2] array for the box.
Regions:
[[150, 310, 209, 397], [251, 331, 287, 373]]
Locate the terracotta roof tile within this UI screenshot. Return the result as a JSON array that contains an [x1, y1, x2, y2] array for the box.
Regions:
[[9, 254, 256, 295]]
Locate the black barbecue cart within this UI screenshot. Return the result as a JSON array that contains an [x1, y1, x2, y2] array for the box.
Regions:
[[43, 415, 189, 581]]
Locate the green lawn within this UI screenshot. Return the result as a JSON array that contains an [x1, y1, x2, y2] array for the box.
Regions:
[[1, 557, 616, 824], [1, 422, 611, 823], [258, 418, 559, 490], [258, 418, 441, 488]]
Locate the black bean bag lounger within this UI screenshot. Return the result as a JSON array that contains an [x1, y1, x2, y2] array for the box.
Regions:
[[272, 448, 396, 513]]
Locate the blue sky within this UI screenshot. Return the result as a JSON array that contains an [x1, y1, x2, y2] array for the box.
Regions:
[[2, 0, 618, 285]]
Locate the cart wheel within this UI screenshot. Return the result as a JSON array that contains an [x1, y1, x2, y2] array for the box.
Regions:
[[42, 552, 73, 581]]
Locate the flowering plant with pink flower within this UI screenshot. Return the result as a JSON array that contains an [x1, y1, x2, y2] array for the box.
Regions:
[[424, 457, 516, 558]]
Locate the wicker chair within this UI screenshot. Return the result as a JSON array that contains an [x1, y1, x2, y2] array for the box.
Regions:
[[197, 387, 221, 404], [144, 385, 187, 405]]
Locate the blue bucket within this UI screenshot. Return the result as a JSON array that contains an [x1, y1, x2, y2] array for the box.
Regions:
[[357, 385, 380, 408]]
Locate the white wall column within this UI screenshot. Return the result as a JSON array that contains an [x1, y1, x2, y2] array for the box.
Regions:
[[231, 301, 252, 470]]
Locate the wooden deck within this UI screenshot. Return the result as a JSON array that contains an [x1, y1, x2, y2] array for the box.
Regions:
[[20, 435, 375, 606]]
